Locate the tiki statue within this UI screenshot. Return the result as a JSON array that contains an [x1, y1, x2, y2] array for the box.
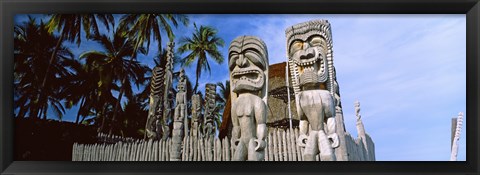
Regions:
[[161, 41, 175, 140], [145, 66, 164, 140], [171, 68, 188, 161], [286, 20, 339, 161], [229, 36, 269, 161], [203, 83, 217, 140], [191, 94, 201, 138]]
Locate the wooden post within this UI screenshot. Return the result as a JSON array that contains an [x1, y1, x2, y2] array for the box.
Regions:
[[286, 129, 292, 161], [273, 129, 278, 161], [282, 130, 288, 161], [294, 128, 302, 161], [225, 137, 231, 161], [451, 117, 457, 150], [200, 138, 205, 161], [290, 128, 297, 161], [216, 138, 222, 161]]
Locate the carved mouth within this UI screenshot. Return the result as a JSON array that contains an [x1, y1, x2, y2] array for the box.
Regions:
[[232, 70, 261, 83], [295, 50, 328, 86], [297, 54, 325, 76], [297, 56, 320, 67], [232, 68, 264, 93]]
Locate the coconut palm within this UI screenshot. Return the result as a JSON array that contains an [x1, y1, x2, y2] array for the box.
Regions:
[[178, 24, 225, 93], [110, 14, 189, 135], [216, 80, 230, 105], [79, 28, 150, 134], [14, 17, 75, 120], [27, 14, 115, 119], [61, 57, 116, 124], [118, 14, 189, 54], [211, 80, 229, 131], [117, 94, 149, 138]]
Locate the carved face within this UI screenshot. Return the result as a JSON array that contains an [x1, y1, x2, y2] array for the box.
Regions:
[[177, 82, 185, 92], [229, 36, 267, 94], [288, 35, 328, 88]]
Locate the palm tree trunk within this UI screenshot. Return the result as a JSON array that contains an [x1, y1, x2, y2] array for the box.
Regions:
[[108, 57, 135, 135], [75, 96, 86, 124], [31, 31, 66, 119], [193, 78, 199, 94], [108, 76, 127, 135], [97, 103, 108, 133]]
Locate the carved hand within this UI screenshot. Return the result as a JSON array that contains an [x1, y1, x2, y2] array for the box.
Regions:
[[254, 139, 266, 151], [297, 134, 308, 147], [328, 133, 340, 148]]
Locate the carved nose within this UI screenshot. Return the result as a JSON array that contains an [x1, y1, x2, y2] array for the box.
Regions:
[[299, 47, 316, 60], [236, 54, 248, 67]]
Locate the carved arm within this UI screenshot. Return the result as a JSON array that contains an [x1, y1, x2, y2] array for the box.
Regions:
[[326, 117, 339, 148], [254, 102, 267, 151], [231, 102, 241, 146]]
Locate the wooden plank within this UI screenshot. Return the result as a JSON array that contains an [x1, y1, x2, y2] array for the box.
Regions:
[[216, 138, 222, 161], [264, 137, 269, 161], [200, 138, 205, 161], [282, 130, 288, 161], [290, 129, 297, 161], [285, 129, 293, 161], [167, 138, 171, 161], [276, 129, 283, 161], [272, 129, 278, 161], [225, 137, 231, 161], [294, 128, 302, 161], [188, 136, 193, 161]]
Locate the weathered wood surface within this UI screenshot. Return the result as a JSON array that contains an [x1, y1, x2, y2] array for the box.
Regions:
[[73, 128, 374, 161]]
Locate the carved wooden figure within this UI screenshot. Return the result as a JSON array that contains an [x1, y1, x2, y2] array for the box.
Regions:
[[145, 66, 164, 140], [191, 94, 201, 137], [203, 84, 217, 141], [450, 112, 464, 161], [170, 68, 187, 161], [161, 41, 175, 140], [229, 36, 269, 161], [286, 20, 340, 161]]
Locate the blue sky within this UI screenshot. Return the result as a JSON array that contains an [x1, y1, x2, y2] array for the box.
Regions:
[[15, 14, 466, 161]]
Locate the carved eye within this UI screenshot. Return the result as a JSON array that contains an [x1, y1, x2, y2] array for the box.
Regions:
[[309, 36, 324, 47], [244, 50, 265, 69], [229, 53, 239, 70], [289, 40, 303, 56]]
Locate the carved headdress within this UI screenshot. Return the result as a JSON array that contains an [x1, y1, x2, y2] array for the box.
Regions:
[[228, 36, 269, 105], [286, 19, 336, 97]]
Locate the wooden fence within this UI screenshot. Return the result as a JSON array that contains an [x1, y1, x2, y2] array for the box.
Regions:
[[96, 133, 140, 144], [73, 128, 371, 161]]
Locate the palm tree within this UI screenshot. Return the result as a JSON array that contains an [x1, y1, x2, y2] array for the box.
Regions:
[[178, 24, 225, 93], [79, 28, 150, 134], [27, 14, 116, 119], [61, 57, 113, 124], [216, 80, 230, 105], [14, 17, 75, 120], [212, 80, 229, 131], [118, 14, 189, 54], [110, 14, 189, 135], [117, 94, 149, 138]]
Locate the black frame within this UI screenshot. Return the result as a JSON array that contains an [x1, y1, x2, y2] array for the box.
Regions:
[[1, 0, 478, 174]]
